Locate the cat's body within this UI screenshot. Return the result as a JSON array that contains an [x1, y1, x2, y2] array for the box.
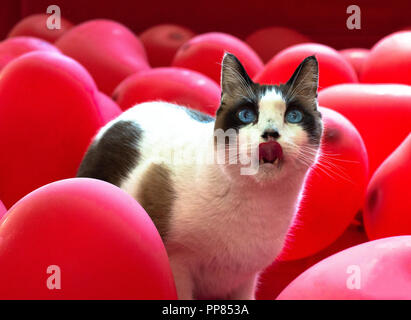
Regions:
[[77, 54, 322, 299]]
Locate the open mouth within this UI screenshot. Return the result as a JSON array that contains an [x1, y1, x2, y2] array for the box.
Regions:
[[259, 141, 283, 166]]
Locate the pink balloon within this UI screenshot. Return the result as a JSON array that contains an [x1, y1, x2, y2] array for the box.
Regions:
[[257, 222, 368, 300], [278, 236, 411, 299], [0, 36, 60, 71], [0, 178, 177, 299], [95, 91, 123, 124]]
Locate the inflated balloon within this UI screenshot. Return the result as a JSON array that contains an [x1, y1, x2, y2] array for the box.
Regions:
[[364, 134, 411, 240], [0, 51, 115, 208], [113, 67, 221, 115], [8, 14, 73, 43], [339, 48, 369, 78], [255, 43, 358, 89], [0, 200, 6, 219], [140, 24, 195, 67], [257, 222, 368, 299], [0, 36, 60, 71], [0, 178, 177, 299], [56, 19, 150, 95], [361, 31, 411, 85], [318, 84, 411, 175], [246, 27, 310, 63], [95, 91, 123, 123], [278, 107, 368, 261], [277, 236, 411, 299], [172, 32, 264, 84]]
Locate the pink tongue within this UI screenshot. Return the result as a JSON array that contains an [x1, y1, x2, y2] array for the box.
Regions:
[[259, 141, 283, 163]]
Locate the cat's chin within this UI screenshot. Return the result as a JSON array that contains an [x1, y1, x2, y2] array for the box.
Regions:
[[259, 158, 283, 169], [254, 164, 286, 184], [219, 162, 285, 186], [251, 157, 314, 185], [218, 152, 314, 186]]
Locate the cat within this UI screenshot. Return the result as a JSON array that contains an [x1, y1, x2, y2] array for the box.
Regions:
[[77, 53, 322, 299]]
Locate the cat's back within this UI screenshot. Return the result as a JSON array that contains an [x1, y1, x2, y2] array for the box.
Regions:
[[99, 101, 214, 141], [77, 101, 215, 187], [127, 101, 212, 130]]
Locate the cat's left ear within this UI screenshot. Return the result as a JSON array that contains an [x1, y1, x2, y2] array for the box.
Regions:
[[220, 52, 254, 100], [285, 55, 319, 107]]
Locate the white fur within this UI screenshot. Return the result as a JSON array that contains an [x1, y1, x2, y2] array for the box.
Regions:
[[97, 95, 318, 299]]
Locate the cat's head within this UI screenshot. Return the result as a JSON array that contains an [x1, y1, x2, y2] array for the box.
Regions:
[[214, 53, 322, 184]]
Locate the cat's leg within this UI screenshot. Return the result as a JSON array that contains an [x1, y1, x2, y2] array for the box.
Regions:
[[169, 256, 194, 300], [228, 275, 258, 300]]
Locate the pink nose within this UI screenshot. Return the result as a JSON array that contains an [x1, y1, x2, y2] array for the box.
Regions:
[[259, 141, 283, 163]]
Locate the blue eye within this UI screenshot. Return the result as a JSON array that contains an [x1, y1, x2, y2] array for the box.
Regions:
[[238, 109, 256, 124], [286, 110, 303, 123]]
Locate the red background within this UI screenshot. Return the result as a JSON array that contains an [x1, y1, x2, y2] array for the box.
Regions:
[[1, 0, 411, 49]]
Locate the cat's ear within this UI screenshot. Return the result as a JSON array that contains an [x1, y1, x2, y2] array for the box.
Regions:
[[285, 55, 319, 106], [220, 52, 254, 100]]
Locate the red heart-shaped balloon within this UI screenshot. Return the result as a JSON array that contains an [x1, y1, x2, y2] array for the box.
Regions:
[[0, 178, 177, 299], [113, 67, 221, 115], [56, 19, 150, 95], [364, 133, 411, 240], [279, 107, 368, 261], [0, 51, 116, 208], [318, 84, 411, 176]]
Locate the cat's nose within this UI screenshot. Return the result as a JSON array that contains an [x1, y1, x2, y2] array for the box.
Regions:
[[261, 129, 280, 141]]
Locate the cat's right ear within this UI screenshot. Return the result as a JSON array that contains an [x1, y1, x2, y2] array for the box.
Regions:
[[220, 53, 255, 100]]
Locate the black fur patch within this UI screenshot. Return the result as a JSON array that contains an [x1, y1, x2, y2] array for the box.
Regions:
[[283, 95, 322, 145], [77, 121, 142, 186], [215, 98, 258, 132]]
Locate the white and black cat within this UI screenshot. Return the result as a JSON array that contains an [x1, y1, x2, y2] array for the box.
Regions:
[[77, 53, 322, 300]]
